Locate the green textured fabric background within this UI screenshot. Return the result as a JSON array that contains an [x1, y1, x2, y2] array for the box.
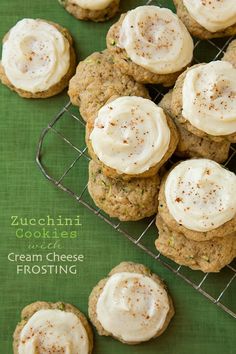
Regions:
[[0, 0, 235, 353]]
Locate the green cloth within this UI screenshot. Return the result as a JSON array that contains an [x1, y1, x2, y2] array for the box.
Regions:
[[0, 0, 235, 353]]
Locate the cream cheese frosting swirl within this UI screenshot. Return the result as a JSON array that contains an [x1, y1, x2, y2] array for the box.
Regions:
[[1, 19, 70, 93], [182, 61, 236, 136], [165, 159, 236, 232], [183, 0, 236, 32], [96, 272, 170, 343], [18, 309, 89, 354], [71, 0, 114, 10], [118, 6, 193, 74], [90, 96, 171, 174]]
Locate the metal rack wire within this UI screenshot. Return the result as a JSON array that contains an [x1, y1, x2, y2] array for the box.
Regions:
[[36, 0, 236, 319]]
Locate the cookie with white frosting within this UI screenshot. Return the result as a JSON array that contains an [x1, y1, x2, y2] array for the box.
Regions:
[[0, 19, 76, 98], [68, 50, 149, 122], [88, 160, 160, 221], [174, 0, 236, 39], [171, 60, 236, 143], [86, 96, 179, 180], [159, 90, 231, 163], [158, 159, 236, 242], [88, 262, 174, 344], [156, 215, 236, 273], [106, 6, 193, 86], [13, 301, 93, 354], [59, 0, 120, 22]]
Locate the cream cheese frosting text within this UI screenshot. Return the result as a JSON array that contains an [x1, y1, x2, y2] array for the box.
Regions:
[[165, 159, 236, 232], [1, 19, 70, 93], [96, 272, 170, 343], [182, 61, 236, 136], [18, 309, 89, 354], [71, 0, 114, 10], [119, 6, 193, 74], [90, 96, 171, 174], [183, 0, 236, 32]]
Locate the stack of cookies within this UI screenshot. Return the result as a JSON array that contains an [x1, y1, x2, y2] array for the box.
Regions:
[[159, 48, 236, 163], [68, 43, 181, 221], [0, 3, 235, 273], [68, 5, 196, 221], [156, 159, 236, 272], [85, 94, 179, 221], [67, 4, 236, 272]]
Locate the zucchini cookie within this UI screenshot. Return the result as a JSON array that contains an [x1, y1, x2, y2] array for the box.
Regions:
[[156, 216, 236, 273], [158, 159, 236, 242], [173, 0, 236, 39], [68, 50, 149, 122], [13, 301, 93, 354], [159, 90, 231, 163], [58, 0, 120, 22], [0, 19, 76, 98], [171, 60, 236, 143], [106, 6, 193, 86], [88, 262, 174, 344], [222, 39, 236, 68], [86, 96, 179, 180], [88, 160, 160, 221]]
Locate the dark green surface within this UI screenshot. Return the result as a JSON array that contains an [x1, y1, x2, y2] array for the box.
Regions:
[[0, 0, 235, 353]]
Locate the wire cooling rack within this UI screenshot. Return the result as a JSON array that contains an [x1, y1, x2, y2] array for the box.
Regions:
[[36, 0, 236, 319]]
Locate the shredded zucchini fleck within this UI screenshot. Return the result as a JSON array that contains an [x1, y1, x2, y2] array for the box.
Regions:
[[57, 303, 65, 311], [202, 255, 210, 262], [168, 236, 175, 247], [110, 39, 116, 46]]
